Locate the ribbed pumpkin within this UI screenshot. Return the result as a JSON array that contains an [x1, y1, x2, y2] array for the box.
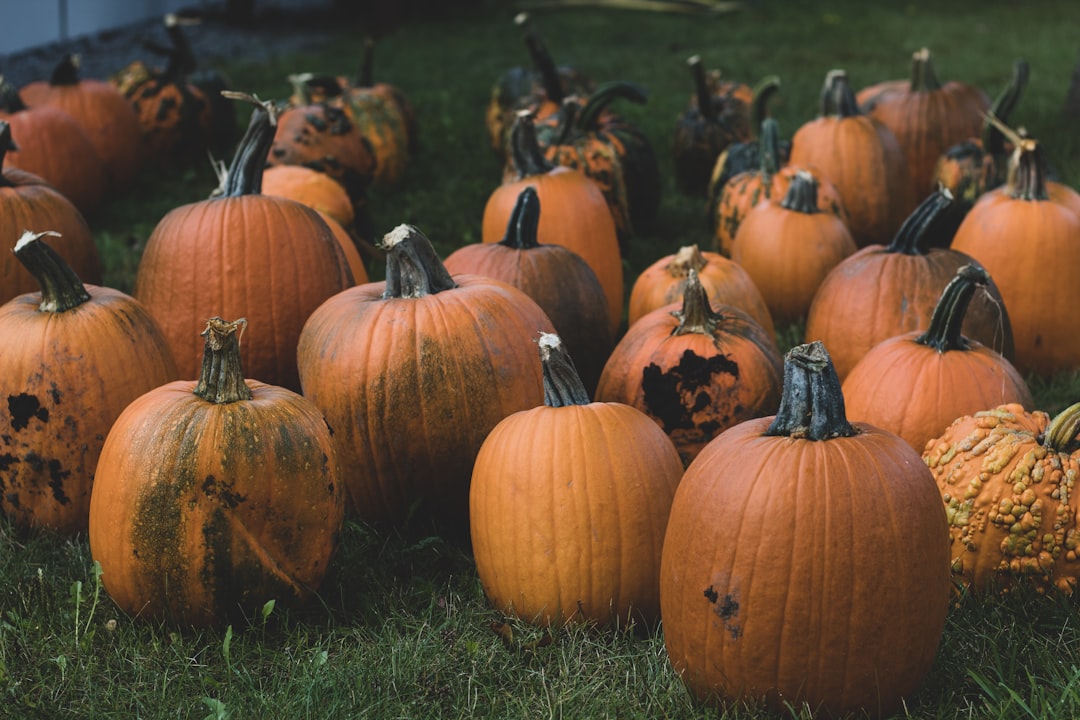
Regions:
[[731, 170, 857, 326], [0, 77, 107, 215], [804, 189, 1014, 381], [0, 231, 177, 534], [672, 55, 753, 197], [0, 121, 100, 303], [597, 269, 782, 467], [20, 54, 143, 191], [709, 118, 846, 258], [470, 333, 683, 627], [88, 317, 343, 627], [661, 341, 950, 717], [857, 48, 991, 201], [627, 244, 774, 336], [789, 69, 915, 247], [924, 402, 1080, 595], [950, 138, 1080, 376], [842, 265, 1033, 453], [445, 187, 611, 395], [134, 94, 353, 391], [296, 224, 555, 534], [484, 110, 623, 335]]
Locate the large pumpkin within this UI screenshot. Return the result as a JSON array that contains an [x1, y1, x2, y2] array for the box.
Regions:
[[470, 333, 683, 628], [661, 341, 950, 717], [0, 231, 177, 534], [88, 317, 343, 627]]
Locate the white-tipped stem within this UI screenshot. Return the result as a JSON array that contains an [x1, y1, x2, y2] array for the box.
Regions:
[[14, 229, 61, 252], [382, 224, 414, 249]]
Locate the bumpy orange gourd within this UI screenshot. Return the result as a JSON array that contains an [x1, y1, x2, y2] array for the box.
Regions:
[[471, 333, 683, 627], [89, 317, 343, 627], [661, 341, 949, 717]]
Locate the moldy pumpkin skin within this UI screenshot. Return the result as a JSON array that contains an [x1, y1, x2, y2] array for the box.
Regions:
[[923, 404, 1080, 595], [88, 378, 343, 627]]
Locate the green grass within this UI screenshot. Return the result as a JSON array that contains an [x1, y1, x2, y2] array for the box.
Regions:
[[7, 1, 1080, 718]]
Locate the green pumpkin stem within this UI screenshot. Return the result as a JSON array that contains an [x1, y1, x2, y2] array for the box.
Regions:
[[508, 110, 556, 179], [499, 187, 542, 250], [358, 37, 377, 87], [672, 269, 721, 337], [1043, 402, 1080, 454], [49, 54, 81, 86], [915, 265, 988, 353], [13, 230, 91, 313], [219, 91, 276, 197], [577, 80, 648, 132], [820, 69, 861, 118], [687, 56, 716, 123], [0, 120, 17, 188], [0, 76, 28, 112], [983, 59, 1029, 158], [517, 14, 564, 105], [757, 118, 782, 182], [779, 171, 820, 214], [381, 224, 457, 299], [1006, 139, 1050, 201], [749, 75, 781, 133], [539, 333, 590, 407], [886, 189, 960, 255], [908, 48, 943, 92], [765, 341, 857, 440], [194, 317, 253, 404]]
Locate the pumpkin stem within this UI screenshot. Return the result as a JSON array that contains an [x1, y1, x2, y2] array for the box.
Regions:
[[820, 69, 861, 118], [1006, 138, 1050, 201], [672, 268, 721, 337], [381, 224, 457, 299], [13, 230, 91, 313], [358, 37, 376, 87], [779, 170, 820, 214], [886, 188, 963, 255], [0, 76, 28, 112], [577, 80, 648, 132], [0, 120, 17, 188], [538, 333, 590, 407], [749, 75, 781, 133], [193, 317, 253, 404], [49, 54, 82, 86], [517, 13, 565, 105], [909, 48, 943, 92], [915, 264, 988, 353], [507, 110, 556, 179], [1043, 401, 1080, 454], [983, 59, 1029, 158], [757, 117, 782, 181], [164, 13, 199, 76], [499, 186, 543, 250], [666, 244, 707, 278], [219, 91, 277, 197], [687, 55, 716, 123], [765, 341, 857, 440]]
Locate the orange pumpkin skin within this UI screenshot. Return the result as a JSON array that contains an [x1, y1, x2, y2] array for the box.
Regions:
[[924, 403, 1080, 595], [471, 335, 683, 628], [88, 321, 343, 627], [261, 163, 355, 228], [661, 342, 949, 717]]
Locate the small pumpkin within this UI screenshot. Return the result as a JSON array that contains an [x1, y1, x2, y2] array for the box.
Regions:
[[0, 231, 177, 534], [470, 333, 683, 628], [88, 317, 344, 627], [842, 264, 1033, 453]]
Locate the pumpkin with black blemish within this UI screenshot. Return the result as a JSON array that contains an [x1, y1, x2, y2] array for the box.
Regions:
[[0, 121, 101, 304], [842, 264, 1033, 453], [296, 224, 554, 536], [924, 402, 1080, 595], [596, 269, 782, 467], [88, 317, 343, 627], [660, 341, 949, 717], [444, 186, 612, 396], [0, 231, 177, 534], [470, 333, 683, 628]]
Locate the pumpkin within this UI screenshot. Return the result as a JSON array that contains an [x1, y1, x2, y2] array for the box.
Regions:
[[484, 110, 623, 335], [470, 333, 683, 627], [804, 188, 1014, 381], [134, 93, 354, 391], [857, 48, 991, 201], [627, 244, 774, 336], [20, 53, 144, 190], [596, 268, 782, 467], [660, 341, 950, 717], [296, 224, 555, 535], [731, 170, 857, 326], [88, 317, 344, 627], [932, 59, 1029, 203], [0, 231, 177, 534], [0, 77, 108, 215], [924, 402, 1080, 595], [0, 120, 100, 303], [708, 117, 846, 258], [950, 138, 1080, 376], [789, 69, 915, 247], [445, 186, 612, 395], [842, 264, 1033, 453], [485, 12, 593, 157], [671, 55, 753, 197]]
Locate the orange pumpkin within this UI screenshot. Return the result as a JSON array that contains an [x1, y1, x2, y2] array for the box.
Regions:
[[470, 333, 683, 627], [88, 317, 343, 627]]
